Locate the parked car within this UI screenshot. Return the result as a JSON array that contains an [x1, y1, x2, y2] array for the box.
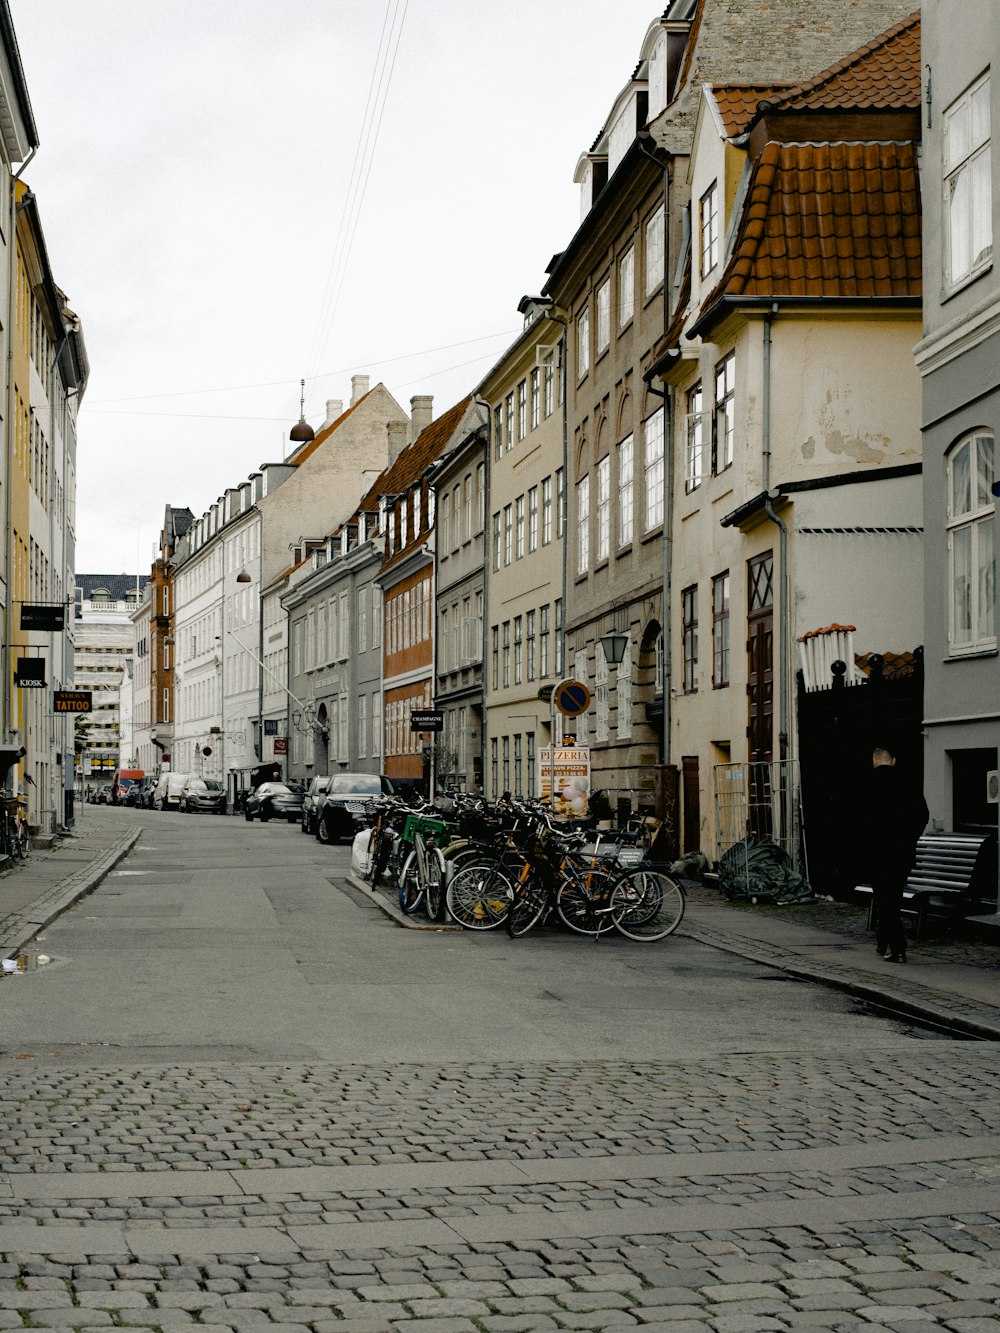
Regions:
[[244, 781, 305, 823], [179, 777, 226, 814], [137, 775, 158, 808], [300, 776, 332, 835], [316, 773, 394, 844], [152, 772, 189, 811]]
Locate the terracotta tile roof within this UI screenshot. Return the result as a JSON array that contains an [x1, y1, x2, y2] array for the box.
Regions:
[[711, 85, 792, 137], [357, 395, 473, 515], [698, 139, 921, 312], [755, 11, 920, 116]]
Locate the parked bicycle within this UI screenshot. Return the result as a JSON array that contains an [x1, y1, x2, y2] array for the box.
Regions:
[[0, 794, 29, 861]]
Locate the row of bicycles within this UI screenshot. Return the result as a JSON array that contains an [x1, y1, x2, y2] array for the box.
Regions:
[[358, 791, 685, 942]]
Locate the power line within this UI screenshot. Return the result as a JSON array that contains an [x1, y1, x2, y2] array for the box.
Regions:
[[304, 0, 409, 384], [86, 329, 518, 405]]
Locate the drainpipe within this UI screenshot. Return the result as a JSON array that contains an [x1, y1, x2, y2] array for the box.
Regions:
[[471, 399, 490, 795], [761, 303, 790, 768], [645, 379, 672, 767], [3, 153, 37, 751]]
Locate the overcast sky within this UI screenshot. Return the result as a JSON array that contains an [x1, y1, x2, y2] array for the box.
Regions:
[[10, 1, 661, 575]]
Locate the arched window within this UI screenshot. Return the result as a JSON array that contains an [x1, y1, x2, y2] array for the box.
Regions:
[[947, 431, 995, 653]]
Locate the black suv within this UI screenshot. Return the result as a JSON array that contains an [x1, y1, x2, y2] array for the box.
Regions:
[[300, 775, 332, 836], [316, 773, 394, 844]]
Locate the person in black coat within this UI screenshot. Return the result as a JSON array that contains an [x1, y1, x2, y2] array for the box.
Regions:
[[861, 743, 929, 963]]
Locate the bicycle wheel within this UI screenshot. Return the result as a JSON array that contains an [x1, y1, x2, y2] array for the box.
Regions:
[[445, 861, 513, 930], [555, 866, 615, 936], [610, 868, 685, 941], [14, 822, 28, 859], [398, 850, 425, 916], [424, 847, 446, 922], [505, 869, 550, 938]]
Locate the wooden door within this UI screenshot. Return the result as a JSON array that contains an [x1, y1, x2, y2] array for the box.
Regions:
[[682, 755, 700, 854]]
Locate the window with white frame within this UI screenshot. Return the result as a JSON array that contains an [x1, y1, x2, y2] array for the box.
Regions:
[[577, 305, 590, 378], [451, 484, 461, 548], [595, 645, 609, 742], [517, 380, 527, 441], [686, 382, 704, 491], [530, 368, 540, 430], [502, 620, 511, 687], [700, 180, 719, 275], [948, 431, 996, 653], [476, 462, 485, 530], [528, 486, 538, 553], [526, 609, 536, 681], [372, 692, 381, 757], [577, 474, 590, 575], [514, 615, 523, 685], [556, 598, 564, 675], [644, 407, 665, 529], [464, 475, 472, 539], [515, 494, 525, 559], [358, 693, 367, 758], [493, 404, 502, 461], [712, 570, 730, 687], [596, 456, 610, 561], [617, 639, 633, 739], [542, 476, 552, 544], [505, 392, 515, 451], [682, 585, 698, 694], [645, 202, 665, 297], [492, 512, 501, 571], [619, 247, 634, 328], [372, 586, 381, 648], [540, 604, 550, 678], [503, 504, 513, 565], [596, 279, 611, 353], [618, 434, 634, 543], [945, 73, 992, 286], [544, 351, 555, 417], [714, 352, 735, 473], [357, 587, 367, 651], [556, 467, 565, 537]]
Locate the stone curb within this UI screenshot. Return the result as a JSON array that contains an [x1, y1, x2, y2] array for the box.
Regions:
[[344, 870, 463, 931], [680, 921, 1000, 1041], [0, 825, 142, 958]]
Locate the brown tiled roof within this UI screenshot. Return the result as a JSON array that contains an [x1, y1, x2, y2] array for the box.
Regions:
[[357, 395, 473, 515], [755, 11, 920, 116], [711, 85, 792, 137], [698, 139, 921, 311]]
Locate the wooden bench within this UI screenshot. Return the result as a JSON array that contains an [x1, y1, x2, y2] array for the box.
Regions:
[[856, 831, 996, 940]]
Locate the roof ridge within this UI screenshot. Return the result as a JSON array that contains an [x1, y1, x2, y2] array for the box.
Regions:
[[758, 10, 919, 113]]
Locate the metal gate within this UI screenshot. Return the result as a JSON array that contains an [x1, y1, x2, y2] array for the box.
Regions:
[[713, 760, 809, 900]]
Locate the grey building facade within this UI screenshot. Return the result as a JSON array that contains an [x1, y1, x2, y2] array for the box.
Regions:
[[915, 0, 999, 885]]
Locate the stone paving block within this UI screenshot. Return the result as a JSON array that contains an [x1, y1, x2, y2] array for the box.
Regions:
[[373, 1319, 482, 1332], [556, 1290, 637, 1311], [403, 1296, 496, 1318], [507, 1277, 574, 1296], [549, 1311, 639, 1328], [75, 1290, 152, 1308], [478, 1317, 562, 1331], [354, 1281, 440, 1301], [698, 1281, 780, 1302], [571, 1272, 644, 1292], [855, 1306, 943, 1323], [23, 1310, 115, 1326]]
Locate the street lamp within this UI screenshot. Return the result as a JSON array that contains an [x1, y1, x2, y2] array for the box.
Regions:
[[598, 629, 629, 666]]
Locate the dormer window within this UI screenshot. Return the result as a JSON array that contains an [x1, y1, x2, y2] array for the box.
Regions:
[[700, 181, 719, 277]]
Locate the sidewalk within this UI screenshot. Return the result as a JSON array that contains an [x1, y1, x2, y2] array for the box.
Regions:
[[4, 811, 998, 1041], [0, 802, 141, 958], [349, 866, 1000, 1040]]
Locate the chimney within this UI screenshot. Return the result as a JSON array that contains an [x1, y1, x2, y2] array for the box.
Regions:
[[410, 394, 433, 442], [351, 374, 370, 406], [324, 398, 343, 428], [387, 420, 408, 464]]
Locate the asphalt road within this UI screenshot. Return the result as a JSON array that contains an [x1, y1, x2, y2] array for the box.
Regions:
[[2, 809, 999, 1331], [1, 810, 947, 1065]]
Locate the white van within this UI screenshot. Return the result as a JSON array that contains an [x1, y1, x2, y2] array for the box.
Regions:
[[153, 772, 188, 811]]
